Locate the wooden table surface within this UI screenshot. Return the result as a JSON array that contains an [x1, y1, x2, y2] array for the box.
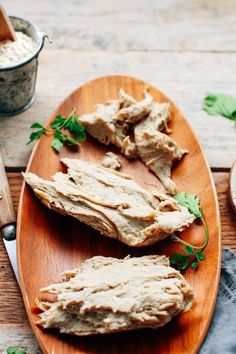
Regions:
[[0, 0, 236, 353]]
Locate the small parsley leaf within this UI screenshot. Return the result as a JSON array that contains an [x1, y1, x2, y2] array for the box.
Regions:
[[27, 129, 46, 144], [174, 192, 202, 218], [51, 138, 64, 152], [170, 253, 190, 271], [27, 122, 48, 145], [50, 115, 66, 130], [54, 129, 64, 142], [203, 92, 236, 125], [170, 192, 209, 271], [182, 245, 195, 255], [65, 135, 80, 145], [191, 259, 199, 270], [7, 347, 26, 354], [170, 247, 206, 271], [27, 109, 87, 152], [30, 122, 45, 129], [63, 112, 86, 142], [7, 348, 15, 354], [196, 251, 206, 261]]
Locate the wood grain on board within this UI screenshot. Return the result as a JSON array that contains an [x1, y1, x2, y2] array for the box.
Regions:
[[16, 75, 221, 354], [0, 50, 236, 169], [230, 161, 236, 212], [1, 171, 235, 353]]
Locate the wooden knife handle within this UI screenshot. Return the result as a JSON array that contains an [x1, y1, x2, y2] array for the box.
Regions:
[[0, 153, 16, 230]]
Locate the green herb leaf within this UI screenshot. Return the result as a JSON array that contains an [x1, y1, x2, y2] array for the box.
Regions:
[[182, 245, 195, 255], [203, 93, 236, 125], [27, 122, 48, 145], [65, 135, 79, 145], [196, 251, 206, 261], [30, 122, 45, 129], [54, 129, 65, 141], [51, 138, 64, 152], [171, 247, 206, 271], [170, 192, 209, 272], [7, 347, 26, 354], [27, 129, 46, 144], [174, 192, 202, 219], [28, 110, 86, 152], [64, 112, 86, 142], [50, 115, 66, 130], [170, 252, 190, 271], [191, 259, 199, 270]]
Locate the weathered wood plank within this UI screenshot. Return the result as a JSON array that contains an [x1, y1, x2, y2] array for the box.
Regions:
[[214, 172, 236, 251], [0, 50, 236, 169], [3, 0, 236, 52], [0, 325, 41, 354]]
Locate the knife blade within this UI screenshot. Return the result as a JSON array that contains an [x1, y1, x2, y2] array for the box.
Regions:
[[2, 226, 18, 282], [0, 152, 18, 283]]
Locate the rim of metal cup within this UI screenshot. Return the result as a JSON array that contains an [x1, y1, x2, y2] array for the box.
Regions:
[[0, 15, 49, 72]]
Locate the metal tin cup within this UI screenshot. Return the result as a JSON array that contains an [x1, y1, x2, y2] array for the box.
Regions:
[[0, 16, 49, 116]]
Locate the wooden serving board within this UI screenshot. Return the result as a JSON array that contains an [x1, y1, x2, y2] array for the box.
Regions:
[[17, 76, 221, 354], [230, 160, 236, 213]]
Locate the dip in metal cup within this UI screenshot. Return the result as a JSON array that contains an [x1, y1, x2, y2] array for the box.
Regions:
[[0, 16, 48, 116]]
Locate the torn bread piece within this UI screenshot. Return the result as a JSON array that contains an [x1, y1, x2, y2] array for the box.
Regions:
[[134, 101, 187, 194], [115, 91, 153, 124], [79, 99, 120, 146], [121, 136, 138, 159], [80, 89, 187, 194], [138, 102, 171, 133], [80, 89, 152, 151], [36, 255, 193, 336], [23, 159, 195, 247], [134, 126, 188, 195], [101, 152, 122, 170]]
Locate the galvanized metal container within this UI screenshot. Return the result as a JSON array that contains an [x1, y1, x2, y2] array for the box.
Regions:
[[0, 16, 48, 116]]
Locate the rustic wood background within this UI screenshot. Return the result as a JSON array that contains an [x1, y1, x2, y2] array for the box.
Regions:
[[0, 0, 236, 353]]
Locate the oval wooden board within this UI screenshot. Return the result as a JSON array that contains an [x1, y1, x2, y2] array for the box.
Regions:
[[17, 75, 221, 354], [230, 160, 236, 213]]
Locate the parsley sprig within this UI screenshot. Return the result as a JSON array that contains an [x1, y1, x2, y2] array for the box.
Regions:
[[7, 347, 26, 354], [170, 192, 209, 271], [27, 109, 86, 152]]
